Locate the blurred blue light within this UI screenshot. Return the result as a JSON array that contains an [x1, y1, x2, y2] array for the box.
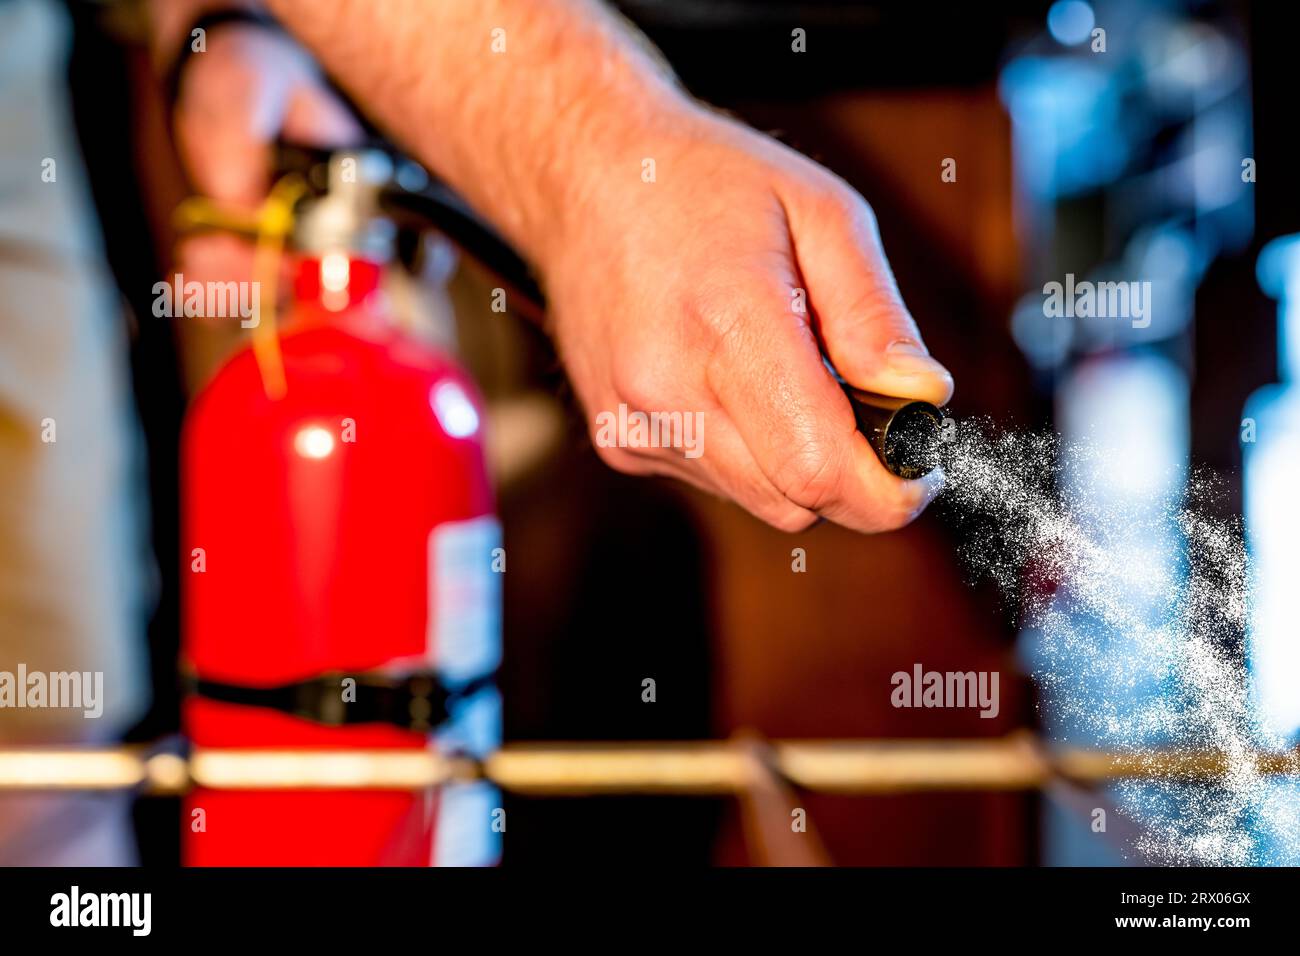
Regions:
[[1048, 0, 1095, 46], [1000, 56, 1126, 198]]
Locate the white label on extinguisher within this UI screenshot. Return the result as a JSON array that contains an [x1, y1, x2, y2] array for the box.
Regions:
[[432, 781, 502, 867], [430, 686, 502, 866], [427, 515, 502, 684]]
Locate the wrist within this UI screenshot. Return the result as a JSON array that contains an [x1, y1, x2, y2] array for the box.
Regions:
[[528, 87, 710, 276]]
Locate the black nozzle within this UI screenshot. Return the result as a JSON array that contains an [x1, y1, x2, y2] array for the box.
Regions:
[[842, 387, 944, 480]]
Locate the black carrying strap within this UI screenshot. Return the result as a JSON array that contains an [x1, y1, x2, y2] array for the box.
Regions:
[[190, 671, 495, 733]]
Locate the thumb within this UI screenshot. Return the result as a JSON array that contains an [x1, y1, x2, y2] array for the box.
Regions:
[[785, 188, 954, 406]]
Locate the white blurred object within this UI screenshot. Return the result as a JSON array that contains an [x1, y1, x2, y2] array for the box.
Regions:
[[1056, 352, 1190, 507], [1245, 235, 1300, 741]]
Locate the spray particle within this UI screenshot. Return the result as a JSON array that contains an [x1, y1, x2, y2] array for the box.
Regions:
[[936, 420, 1299, 865]]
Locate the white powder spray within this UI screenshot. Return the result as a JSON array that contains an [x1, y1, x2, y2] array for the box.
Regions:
[[937, 420, 1300, 865]]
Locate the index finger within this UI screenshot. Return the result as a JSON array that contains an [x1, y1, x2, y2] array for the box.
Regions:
[[703, 276, 941, 534]]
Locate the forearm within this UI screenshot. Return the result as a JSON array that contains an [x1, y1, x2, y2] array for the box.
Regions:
[[264, 0, 696, 268]]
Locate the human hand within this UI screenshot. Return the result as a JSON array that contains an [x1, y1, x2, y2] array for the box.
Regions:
[[540, 106, 954, 533], [169, 22, 363, 288]]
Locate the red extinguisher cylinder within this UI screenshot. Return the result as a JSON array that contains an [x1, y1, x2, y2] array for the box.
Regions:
[[182, 254, 501, 866]]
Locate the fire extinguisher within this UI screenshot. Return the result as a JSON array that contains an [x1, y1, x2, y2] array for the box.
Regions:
[[180, 147, 507, 866]]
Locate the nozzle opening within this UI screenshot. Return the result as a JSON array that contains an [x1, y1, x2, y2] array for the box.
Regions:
[[883, 401, 943, 480]]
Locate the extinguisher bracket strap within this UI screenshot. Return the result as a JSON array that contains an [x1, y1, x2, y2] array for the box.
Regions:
[[189, 671, 493, 733]]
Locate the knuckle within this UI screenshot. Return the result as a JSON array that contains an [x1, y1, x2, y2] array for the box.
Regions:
[[767, 506, 819, 534], [608, 351, 670, 411], [807, 177, 874, 227], [699, 312, 754, 398], [610, 360, 663, 411], [686, 283, 747, 349], [844, 282, 909, 329], [592, 440, 646, 475], [731, 474, 821, 534], [770, 440, 840, 512], [850, 194, 879, 233]]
